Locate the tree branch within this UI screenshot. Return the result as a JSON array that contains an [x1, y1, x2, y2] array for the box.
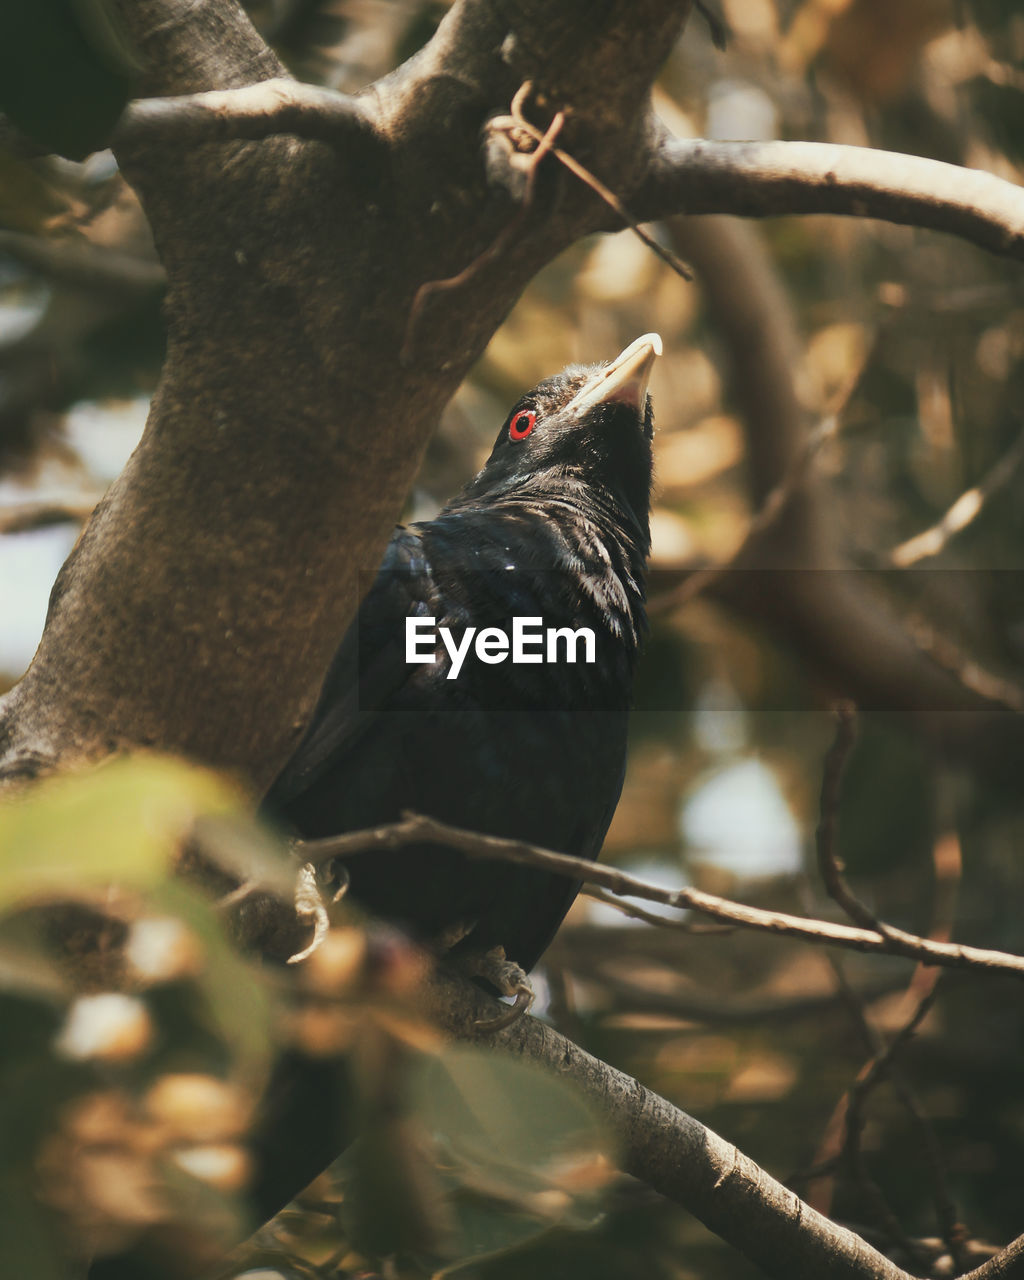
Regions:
[[0, 230, 164, 294], [0, 500, 101, 535], [296, 814, 1024, 980], [815, 705, 888, 935], [428, 968, 909, 1280], [962, 1233, 1024, 1280], [636, 136, 1024, 260], [112, 78, 377, 149]]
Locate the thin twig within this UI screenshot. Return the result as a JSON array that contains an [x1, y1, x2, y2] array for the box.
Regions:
[[693, 0, 729, 49], [0, 500, 102, 536], [584, 965, 908, 1028], [399, 100, 565, 365], [887, 425, 1024, 567], [491, 82, 692, 282], [805, 834, 968, 1267], [815, 704, 887, 934], [839, 987, 941, 1268], [906, 617, 1024, 715], [296, 812, 1024, 980], [649, 329, 873, 616], [583, 886, 734, 934], [0, 230, 165, 294], [648, 410, 842, 615]]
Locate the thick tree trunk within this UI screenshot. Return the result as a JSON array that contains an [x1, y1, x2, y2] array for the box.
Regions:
[[0, 0, 691, 788]]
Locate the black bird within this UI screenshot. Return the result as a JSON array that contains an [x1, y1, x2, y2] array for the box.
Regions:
[[264, 332, 661, 976], [246, 335, 661, 1224]]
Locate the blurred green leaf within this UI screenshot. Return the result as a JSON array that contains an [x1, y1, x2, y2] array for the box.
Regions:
[[0, 1177, 66, 1280], [0, 755, 242, 909], [415, 1045, 612, 1175], [411, 1046, 614, 1273]]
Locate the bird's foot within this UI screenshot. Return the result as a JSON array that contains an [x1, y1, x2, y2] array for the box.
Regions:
[[455, 945, 534, 1031]]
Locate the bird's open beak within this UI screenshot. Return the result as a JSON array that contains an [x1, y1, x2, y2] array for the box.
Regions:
[[567, 332, 663, 414]]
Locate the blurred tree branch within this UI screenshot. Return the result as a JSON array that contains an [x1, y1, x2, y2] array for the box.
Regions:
[[657, 215, 1024, 781], [0, 229, 164, 293]]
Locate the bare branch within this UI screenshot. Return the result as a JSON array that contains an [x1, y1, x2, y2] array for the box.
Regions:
[[805, 966, 943, 1267], [648, 408, 841, 616], [803, 828, 964, 1255], [887, 426, 1024, 567], [582, 886, 733, 934], [906, 619, 1024, 716], [0, 230, 164, 294], [296, 814, 1024, 980], [427, 967, 909, 1280], [636, 136, 1024, 260], [400, 92, 568, 365], [0, 500, 101, 536], [961, 1233, 1024, 1280], [112, 77, 377, 150]]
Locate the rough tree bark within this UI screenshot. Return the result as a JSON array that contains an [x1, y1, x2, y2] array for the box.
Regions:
[[0, 0, 692, 789]]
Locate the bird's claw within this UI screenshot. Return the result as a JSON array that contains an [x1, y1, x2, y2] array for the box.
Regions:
[[476, 981, 534, 1031], [457, 946, 535, 1031]]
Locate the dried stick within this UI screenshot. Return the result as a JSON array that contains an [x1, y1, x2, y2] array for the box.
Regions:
[[648, 400, 851, 615], [294, 814, 1024, 981], [805, 830, 968, 1266], [399, 97, 565, 365], [582, 886, 734, 934], [489, 82, 692, 283], [0, 230, 164, 294], [905, 617, 1024, 716]]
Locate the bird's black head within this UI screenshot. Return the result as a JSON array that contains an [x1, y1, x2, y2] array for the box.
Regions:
[[454, 333, 661, 542]]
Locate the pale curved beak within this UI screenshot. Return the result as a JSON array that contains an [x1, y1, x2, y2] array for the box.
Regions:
[[567, 333, 663, 414]]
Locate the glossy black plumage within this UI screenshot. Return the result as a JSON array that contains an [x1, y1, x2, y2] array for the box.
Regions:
[[264, 335, 660, 972]]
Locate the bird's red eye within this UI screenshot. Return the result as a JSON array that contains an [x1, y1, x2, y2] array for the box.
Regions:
[[509, 410, 536, 441]]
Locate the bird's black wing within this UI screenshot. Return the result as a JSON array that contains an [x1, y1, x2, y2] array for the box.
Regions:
[[264, 525, 435, 809], [265, 509, 630, 969]]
